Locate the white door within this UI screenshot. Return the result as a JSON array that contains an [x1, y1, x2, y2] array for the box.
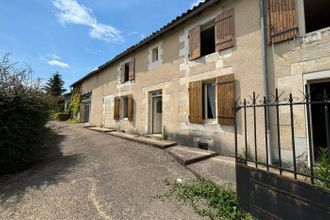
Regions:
[[152, 97, 162, 134]]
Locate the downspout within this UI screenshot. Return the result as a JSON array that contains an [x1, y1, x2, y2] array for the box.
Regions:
[[260, 0, 272, 164]]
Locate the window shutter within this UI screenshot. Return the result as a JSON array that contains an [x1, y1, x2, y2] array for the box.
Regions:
[[266, 0, 298, 43], [129, 59, 135, 81], [114, 97, 120, 120], [189, 25, 201, 60], [217, 74, 235, 125], [127, 95, 133, 121], [120, 64, 125, 83], [216, 8, 235, 51], [189, 81, 203, 124]]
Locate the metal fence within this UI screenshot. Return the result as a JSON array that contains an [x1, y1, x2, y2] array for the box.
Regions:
[[234, 88, 330, 186]]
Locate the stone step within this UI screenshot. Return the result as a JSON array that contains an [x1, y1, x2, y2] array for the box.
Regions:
[[107, 131, 177, 149], [87, 127, 116, 133], [166, 145, 218, 166], [187, 155, 236, 187]]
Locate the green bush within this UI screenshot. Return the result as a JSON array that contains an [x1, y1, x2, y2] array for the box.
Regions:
[[67, 118, 80, 123], [53, 112, 70, 121], [0, 54, 50, 174]]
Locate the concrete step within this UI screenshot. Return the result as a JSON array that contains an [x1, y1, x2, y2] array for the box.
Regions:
[[107, 131, 177, 149], [187, 156, 236, 187], [166, 145, 218, 166], [87, 127, 116, 133]]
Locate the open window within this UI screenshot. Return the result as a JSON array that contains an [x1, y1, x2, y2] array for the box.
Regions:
[[122, 96, 129, 118], [201, 23, 215, 57], [189, 9, 235, 60], [120, 59, 135, 83], [202, 81, 216, 120], [124, 63, 129, 82], [304, 0, 330, 33]]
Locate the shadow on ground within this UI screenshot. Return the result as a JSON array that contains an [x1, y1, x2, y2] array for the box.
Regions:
[[0, 124, 83, 206]]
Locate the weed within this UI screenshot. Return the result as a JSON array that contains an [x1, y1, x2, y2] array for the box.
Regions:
[[154, 179, 252, 220]]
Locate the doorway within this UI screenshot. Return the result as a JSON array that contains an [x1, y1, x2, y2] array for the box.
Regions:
[[81, 102, 91, 123], [151, 91, 162, 134], [308, 81, 330, 159]]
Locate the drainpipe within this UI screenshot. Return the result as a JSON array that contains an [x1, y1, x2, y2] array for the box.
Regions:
[[260, 0, 272, 164]]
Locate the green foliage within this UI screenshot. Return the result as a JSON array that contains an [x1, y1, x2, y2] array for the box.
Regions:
[[154, 180, 252, 220], [69, 86, 81, 118], [315, 148, 330, 189], [67, 118, 80, 123], [0, 54, 50, 174], [239, 145, 253, 161], [53, 112, 70, 121], [162, 126, 168, 140]]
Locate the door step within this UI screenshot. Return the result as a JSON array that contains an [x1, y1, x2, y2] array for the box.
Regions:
[[166, 145, 218, 166], [87, 126, 116, 133], [107, 131, 177, 149]]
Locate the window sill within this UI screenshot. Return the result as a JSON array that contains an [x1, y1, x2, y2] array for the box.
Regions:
[[203, 119, 217, 124]]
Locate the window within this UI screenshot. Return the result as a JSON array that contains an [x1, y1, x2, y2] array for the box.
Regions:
[[201, 25, 215, 56], [124, 63, 129, 82], [152, 47, 159, 62], [304, 0, 330, 33], [122, 96, 128, 118], [202, 82, 216, 120]]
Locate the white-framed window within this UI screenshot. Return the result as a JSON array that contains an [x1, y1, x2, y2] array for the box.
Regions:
[[148, 42, 162, 70], [152, 47, 159, 62], [202, 81, 216, 120]]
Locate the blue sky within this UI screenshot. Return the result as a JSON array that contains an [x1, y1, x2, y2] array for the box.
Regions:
[[0, 0, 204, 90]]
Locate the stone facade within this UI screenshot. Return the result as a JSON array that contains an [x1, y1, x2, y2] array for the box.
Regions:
[[75, 0, 330, 163]]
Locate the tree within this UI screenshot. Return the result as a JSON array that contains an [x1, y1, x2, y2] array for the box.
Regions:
[[44, 72, 66, 97], [44, 72, 66, 111]]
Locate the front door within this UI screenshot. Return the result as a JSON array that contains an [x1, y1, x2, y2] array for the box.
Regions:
[[308, 81, 330, 159], [152, 96, 162, 134]]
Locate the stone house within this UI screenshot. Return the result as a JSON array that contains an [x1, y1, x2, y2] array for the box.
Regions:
[[71, 0, 330, 164]]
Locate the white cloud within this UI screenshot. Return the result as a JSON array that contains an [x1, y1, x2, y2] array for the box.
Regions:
[[47, 60, 70, 68], [53, 0, 124, 43], [191, 0, 205, 8]]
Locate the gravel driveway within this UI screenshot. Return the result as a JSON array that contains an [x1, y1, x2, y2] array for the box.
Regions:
[[0, 122, 201, 220]]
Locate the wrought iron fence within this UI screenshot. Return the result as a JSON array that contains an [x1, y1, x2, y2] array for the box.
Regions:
[[234, 88, 330, 186]]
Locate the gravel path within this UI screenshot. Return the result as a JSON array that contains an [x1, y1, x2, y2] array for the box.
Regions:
[[0, 122, 201, 220]]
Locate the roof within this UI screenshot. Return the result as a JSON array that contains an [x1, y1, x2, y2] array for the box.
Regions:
[[71, 0, 218, 87]]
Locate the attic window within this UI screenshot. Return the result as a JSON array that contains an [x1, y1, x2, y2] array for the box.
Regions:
[[304, 0, 330, 33], [152, 47, 159, 62], [201, 25, 215, 56]]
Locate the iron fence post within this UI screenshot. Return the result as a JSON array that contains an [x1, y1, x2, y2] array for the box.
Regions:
[[324, 89, 330, 159], [253, 92, 258, 168], [289, 94, 297, 179], [276, 89, 282, 174]]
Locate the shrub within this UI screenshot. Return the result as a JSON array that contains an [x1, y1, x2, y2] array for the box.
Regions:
[[0, 54, 50, 174], [53, 112, 70, 121], [315, 148, 330, 189]]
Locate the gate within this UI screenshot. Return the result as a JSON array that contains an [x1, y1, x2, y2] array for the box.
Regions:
[[234, 88, 330, 219]]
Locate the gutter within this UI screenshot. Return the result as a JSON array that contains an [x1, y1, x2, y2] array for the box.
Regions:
[[260, 0, 272, 163]]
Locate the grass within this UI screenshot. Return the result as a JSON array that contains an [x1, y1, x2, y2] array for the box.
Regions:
[[154, 179, 252, 220], [67, 118, 80, 124]]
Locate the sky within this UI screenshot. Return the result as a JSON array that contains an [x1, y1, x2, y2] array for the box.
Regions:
[[0, 0, 205, 90]]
